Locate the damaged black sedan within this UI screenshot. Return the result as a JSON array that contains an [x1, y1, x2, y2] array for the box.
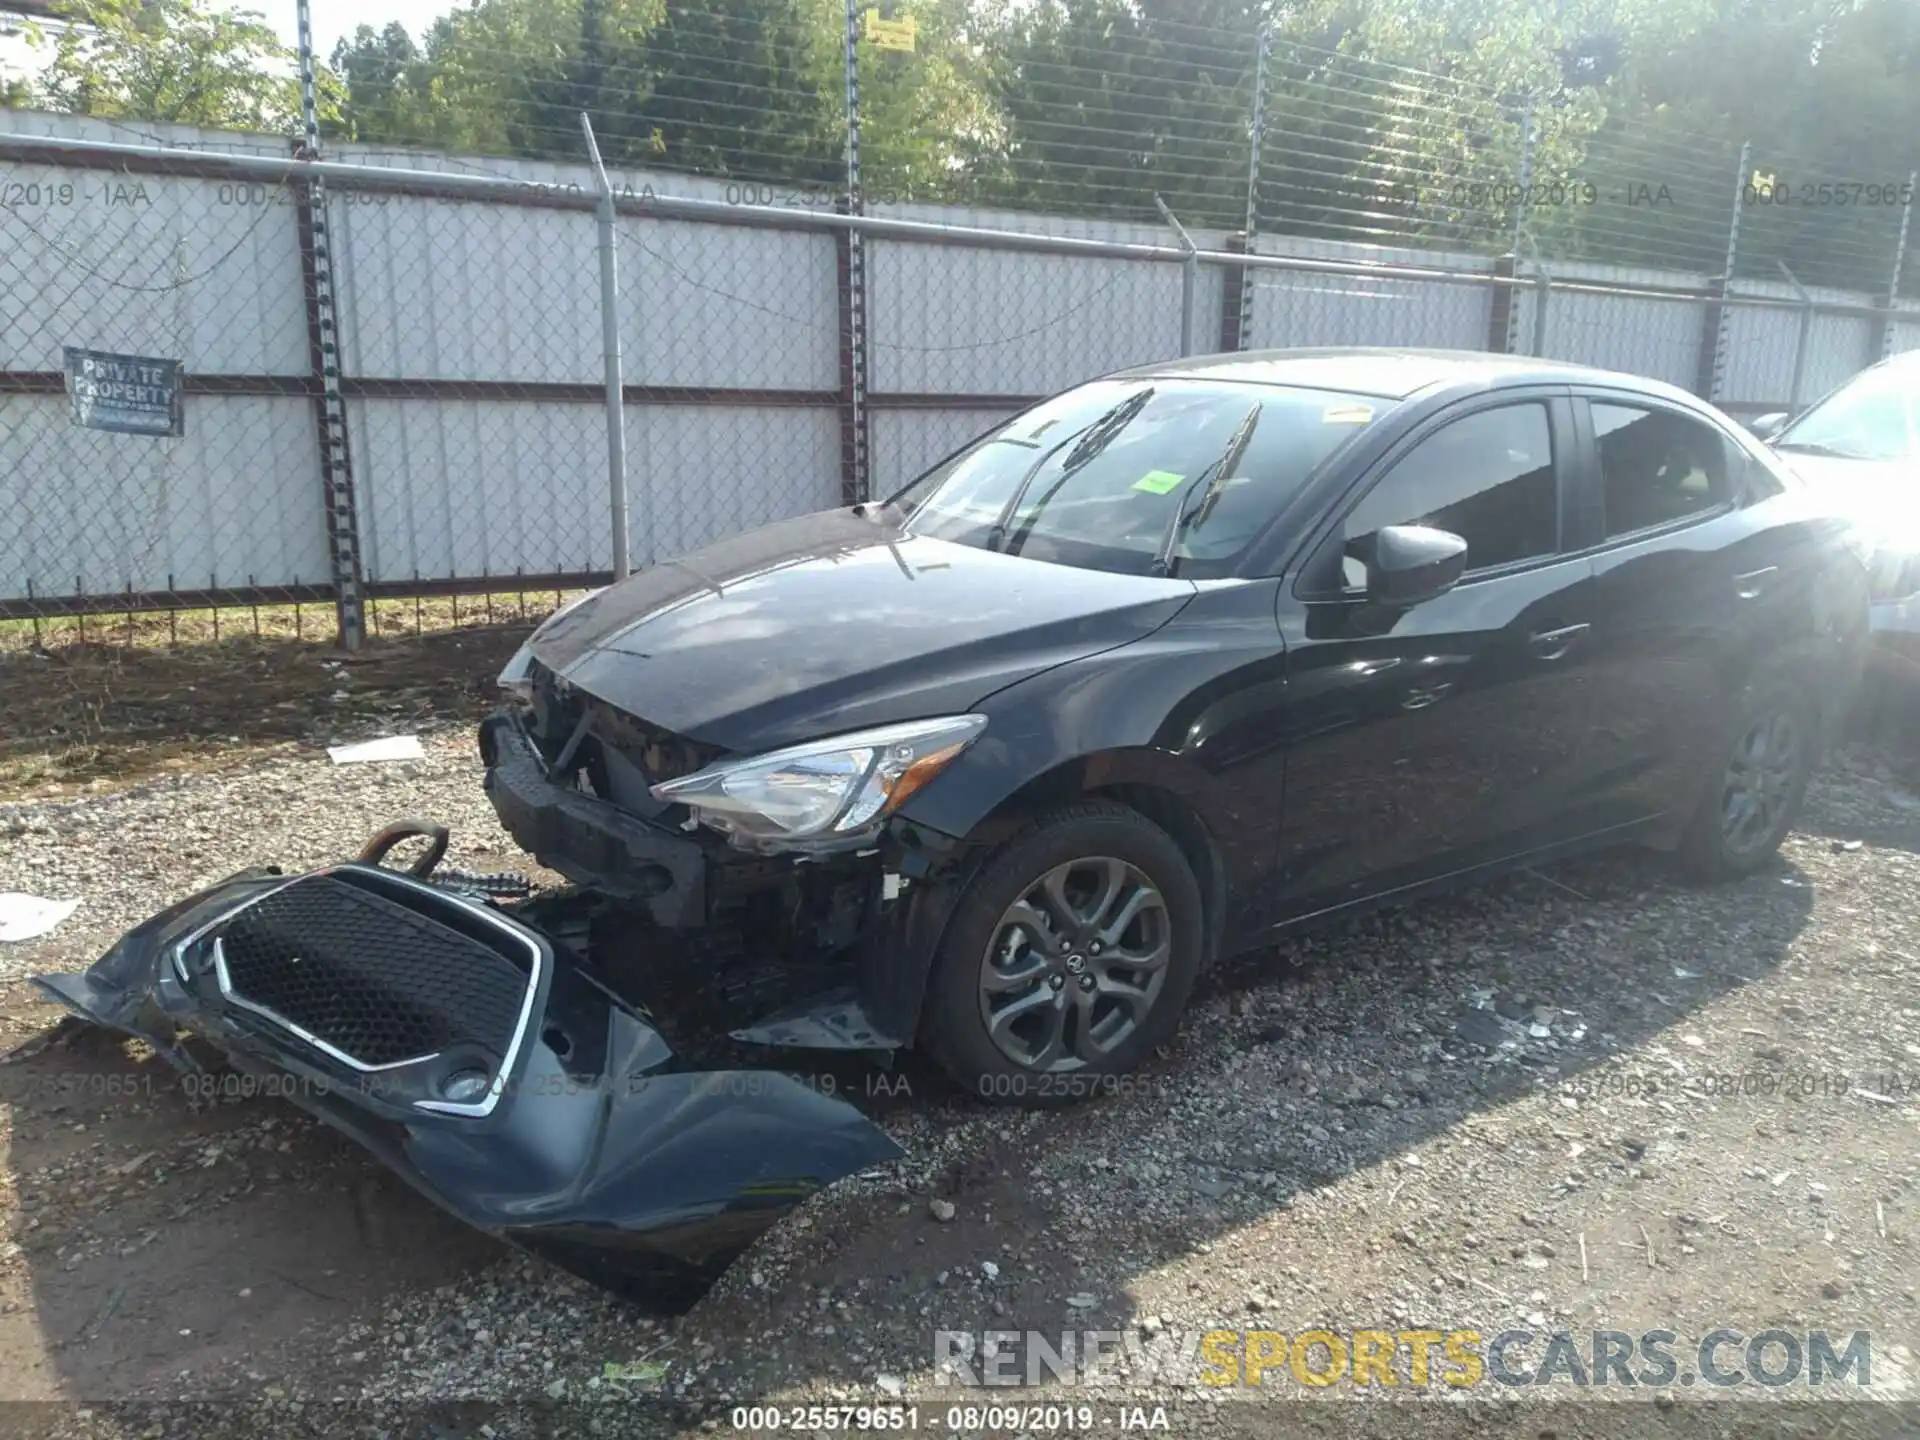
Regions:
[[37, 347, 1870, 1304], [483, 348, 1867, 1092]]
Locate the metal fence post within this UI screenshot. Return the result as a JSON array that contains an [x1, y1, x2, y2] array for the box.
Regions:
[[580, 115, 631, 580], [1881, 170, 1916, 361], [1238, 25, 1270, 350], [1155, 195, 1198, 357], [839, 0, 871, 505], [295, 0, 365, 649], [1778, 261, 1814, 410], [1696, 140, 1749, 402], [1510, 92, 1536, 259], [1486, 253, 1518, 353], [1531, 259, 1551, 358], [1489, 99, 1536, 359]]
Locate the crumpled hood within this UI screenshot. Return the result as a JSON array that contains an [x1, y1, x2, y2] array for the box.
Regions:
[[528, 507, 1198, 753]]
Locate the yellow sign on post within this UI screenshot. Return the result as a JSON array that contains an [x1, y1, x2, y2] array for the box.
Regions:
[[863, 9, 916, 51]]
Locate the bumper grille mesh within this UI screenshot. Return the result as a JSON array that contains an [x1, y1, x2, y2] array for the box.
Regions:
[[217, 875, 531, 1068]]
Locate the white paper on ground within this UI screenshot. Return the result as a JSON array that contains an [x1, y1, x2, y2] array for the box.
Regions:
[[327, 735, 426, 765], [0, 894, 80, 943]]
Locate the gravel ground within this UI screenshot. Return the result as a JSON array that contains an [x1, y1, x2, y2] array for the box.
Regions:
[[2, 727, 1919, 1439]]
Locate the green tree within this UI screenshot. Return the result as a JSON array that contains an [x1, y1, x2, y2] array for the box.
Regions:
[[1600, 0, 1920, 290], [329, 22, 422, 144], [336, 0, 996, 194], [972, 0, 1263, 226], [40, 0, 325, 133]]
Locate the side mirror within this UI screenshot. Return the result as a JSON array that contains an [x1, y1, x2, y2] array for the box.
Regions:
[[1746, 411, 1789, 441], [1362, 524, 1470, 606]]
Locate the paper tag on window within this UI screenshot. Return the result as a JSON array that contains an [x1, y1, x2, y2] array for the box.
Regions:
[[1132, 469, 1185, 494], [1323, 404, 1375, 424]]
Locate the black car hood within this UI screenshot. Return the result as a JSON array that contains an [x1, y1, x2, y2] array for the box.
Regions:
[[529, 507, 1198, 753]]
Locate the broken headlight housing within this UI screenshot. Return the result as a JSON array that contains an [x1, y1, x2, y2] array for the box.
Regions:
[[649, 715, 987, 853]]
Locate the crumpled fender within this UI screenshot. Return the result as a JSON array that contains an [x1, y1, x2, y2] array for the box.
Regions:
[[32, 867, 902, 1310]]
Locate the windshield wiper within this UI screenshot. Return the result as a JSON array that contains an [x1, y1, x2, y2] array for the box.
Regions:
[[985, 387, 1156, 553], [1151, 403, 1262, 577]]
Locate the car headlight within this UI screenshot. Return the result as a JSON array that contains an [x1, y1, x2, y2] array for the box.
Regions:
[[649, 715, 987, 851], [498, 588, 606, 701]]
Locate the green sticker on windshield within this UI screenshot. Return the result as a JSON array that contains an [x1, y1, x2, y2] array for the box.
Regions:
[[1132, 469, 1184, 495]]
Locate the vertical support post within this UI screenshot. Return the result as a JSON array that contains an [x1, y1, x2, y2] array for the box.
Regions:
[[1509, 92, 1536, 258], [1879, 171, 1915, 361], [581, 114, 631, 579], [1238, 25, 1269, 350], [1486, 253, 1518, 353], [1531, 260, 1551, 358], [1778, 260, 1813, 411], [1697, 140, 1749, 403], [295, 0, 364, 650], [1217, 233, 1249, 351], [1154, 194, 1198, 357], [1181, 255, 1198, 357], [1492, 95, 1539, 357], [839, 0, 870, 504]]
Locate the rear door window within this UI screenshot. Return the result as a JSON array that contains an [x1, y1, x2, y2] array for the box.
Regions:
[[1591, 403, 1734, 538]]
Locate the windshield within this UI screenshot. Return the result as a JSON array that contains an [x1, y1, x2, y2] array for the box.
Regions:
[[885, 379, 1392, 577], [1775, 359, 1920, 463]]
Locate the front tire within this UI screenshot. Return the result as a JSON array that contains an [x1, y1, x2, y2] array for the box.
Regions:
[[1674, 675, 1818, 881], [919, 801, 1203, 1107]]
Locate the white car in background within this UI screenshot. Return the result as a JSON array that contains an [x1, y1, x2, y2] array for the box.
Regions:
[[1749, 351, 1920, 706]]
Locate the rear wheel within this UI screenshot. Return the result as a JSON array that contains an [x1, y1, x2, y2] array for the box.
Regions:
[[1675, 677, 1818, 881], [919, 802, 1203, 1107]]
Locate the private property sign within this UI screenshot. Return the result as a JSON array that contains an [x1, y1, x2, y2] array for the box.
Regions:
[[63, 347, 184, 437]]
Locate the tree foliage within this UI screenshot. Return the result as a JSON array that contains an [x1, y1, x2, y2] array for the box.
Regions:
[[38, 0, 317, 131], [9, 0, 1919, 290]]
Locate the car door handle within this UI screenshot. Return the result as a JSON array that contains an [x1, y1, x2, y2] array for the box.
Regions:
[[1400, 683, 1454, 711], [1734, 566, 1778, 600], [1527, 622, 1590, 660]]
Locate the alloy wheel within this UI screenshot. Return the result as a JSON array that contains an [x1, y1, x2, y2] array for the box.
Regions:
[[976, 855, 1171, 1072], [1719, 709, 1802, 856]]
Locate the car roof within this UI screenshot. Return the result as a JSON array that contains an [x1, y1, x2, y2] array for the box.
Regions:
[[1111, 346, 1703, 406]]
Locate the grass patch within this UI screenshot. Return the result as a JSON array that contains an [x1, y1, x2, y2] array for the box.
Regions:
[[0, 591, 583, 801]]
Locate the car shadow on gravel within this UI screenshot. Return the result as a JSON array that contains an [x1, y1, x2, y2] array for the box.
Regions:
[[666, 841, 1821, 1409], [0, 838, 1819, 1407]]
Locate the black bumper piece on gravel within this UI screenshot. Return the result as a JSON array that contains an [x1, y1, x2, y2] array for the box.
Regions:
[[32, 864, 901, 1310], [479, 709, 709, 928]]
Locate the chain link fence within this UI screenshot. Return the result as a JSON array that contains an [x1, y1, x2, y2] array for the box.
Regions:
[[3, 83, 1919, 650], [0, 157, 325, 632]]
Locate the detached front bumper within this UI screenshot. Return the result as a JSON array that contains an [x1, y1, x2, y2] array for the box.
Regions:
[[32, 863, 900, 1308]]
